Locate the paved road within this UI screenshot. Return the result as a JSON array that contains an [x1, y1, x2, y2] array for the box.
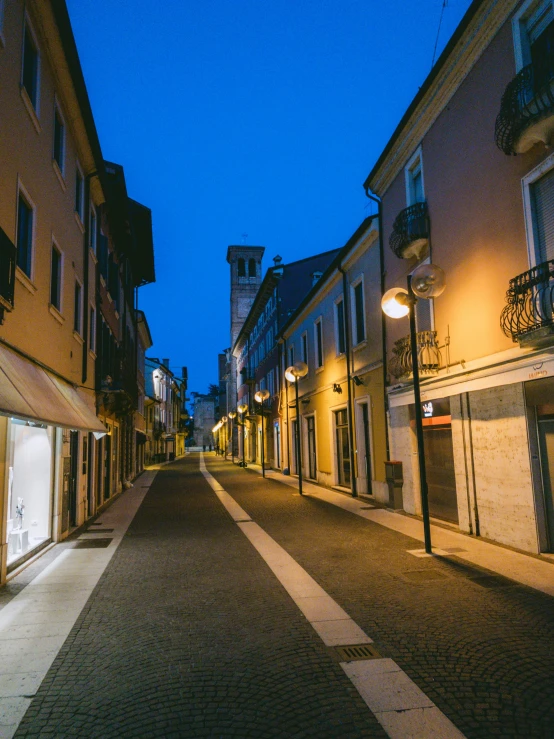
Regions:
[[12, 454, 554, 738]]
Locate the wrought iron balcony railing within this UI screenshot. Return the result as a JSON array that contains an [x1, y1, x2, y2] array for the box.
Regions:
[[501, 260, 554, 347], [389, 330, 441, 379], [389, 201, 430, 259], [0, 226, 16, 317], [495, 51, 554, 155]]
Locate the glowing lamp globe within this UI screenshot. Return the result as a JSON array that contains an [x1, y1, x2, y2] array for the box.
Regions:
[[255, 389, 270, 403], [411, 263, 446, 299], [228, 410, 237, 419], [237, 403, 248, 414], [381, 288, 410, 318]]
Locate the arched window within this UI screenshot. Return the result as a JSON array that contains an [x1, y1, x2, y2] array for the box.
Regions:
[[248, 258, 256, 277], [238, 258, 245, 277]]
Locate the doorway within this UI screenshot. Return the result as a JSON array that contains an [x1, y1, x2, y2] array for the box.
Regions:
[[537, 417, 554, 550], [274, 421, 281, 469], [69, 431, 79, 528], [307, 415, 317, 480], [334, 408, 351, 487]]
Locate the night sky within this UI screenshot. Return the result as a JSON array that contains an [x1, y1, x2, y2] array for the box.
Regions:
[[65, 0, 472, 393]]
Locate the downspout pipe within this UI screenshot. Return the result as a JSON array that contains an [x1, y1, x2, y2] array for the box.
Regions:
[[338, 265, 357, 497], [82, 173, 95, 385], [364, 186, 390, 462]]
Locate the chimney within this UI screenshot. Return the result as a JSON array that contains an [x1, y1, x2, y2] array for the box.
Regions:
[[162, 358, 170, 369]]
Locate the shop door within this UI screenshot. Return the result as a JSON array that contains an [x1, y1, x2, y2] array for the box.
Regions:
[[104, 433, 112, 501], [335, 409, 351, 487], [423, 424, 458, 524], [357, 402, 373, 496], [537, 419, 554, 550], [274, 422, 281, 468], [69, 431, 79, 528], [307, 416, 317, 480]]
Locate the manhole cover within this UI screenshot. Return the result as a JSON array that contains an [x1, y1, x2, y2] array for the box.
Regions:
[[469, 575, 511, 589], [335, 644, 382, 661], [72, 538, 113, 549], [402, 570, 448, 582]]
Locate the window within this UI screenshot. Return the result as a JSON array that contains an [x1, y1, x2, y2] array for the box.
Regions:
[[238, 257, 246, 277], [267, 369, 274, 396], [405, 147, 425, 206], [522, 155, 554, 267], [266, 327, 273, 353], [314, 318, 323, 368], [75, 164, 84, 221], [248, 258, 256, 277], [89, 306, 96, 352], [288, 345, 295, 367], [53, 105, 65, 174], [335, 297, 346, 355], [74, 281, 82, 334], [89, 204, 97, 254], [352, 279, 366, 345], [16, 190, 34, 277], [22, 22, 39, 111], [0, 0, 5, 44], [513, 0, 554, 74], [50, 244, 62, 310], [411, 259, 434, 332], [301, 331, 308, 365]]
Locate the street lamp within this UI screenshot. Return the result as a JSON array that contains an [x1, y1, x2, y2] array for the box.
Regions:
[[228, 410, 236, 463], [221, 416, 228, 457], [254, 389, 270, 478], [381, 263, 446, 554], [285, 361, 309, 495], [237, 403, 249, 468]]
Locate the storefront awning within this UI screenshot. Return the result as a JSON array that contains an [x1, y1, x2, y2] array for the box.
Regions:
[[0, 343, 106, 433]]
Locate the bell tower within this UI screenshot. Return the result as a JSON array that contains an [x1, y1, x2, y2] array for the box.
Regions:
[[226, 244, 265, 416]]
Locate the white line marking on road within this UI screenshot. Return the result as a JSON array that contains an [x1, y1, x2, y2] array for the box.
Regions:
[[200, 453, 466, 739]]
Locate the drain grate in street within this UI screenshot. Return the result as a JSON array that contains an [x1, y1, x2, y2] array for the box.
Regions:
[[335, 644, 382, 661], [72, 538, 113, 549], [85, 528, 114, 534], [402, 570, 448, 582]]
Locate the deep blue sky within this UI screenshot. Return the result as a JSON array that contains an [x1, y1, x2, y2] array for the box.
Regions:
[[66, 0, 472, 394]]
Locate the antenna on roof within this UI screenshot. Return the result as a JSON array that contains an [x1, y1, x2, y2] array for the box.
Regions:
[[241, 233, 248, 245], [431, 0, 448, 69]]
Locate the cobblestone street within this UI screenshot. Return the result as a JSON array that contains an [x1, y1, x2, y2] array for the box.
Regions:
[[4, 454, 554, 738]]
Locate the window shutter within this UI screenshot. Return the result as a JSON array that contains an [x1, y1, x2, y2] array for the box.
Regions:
[[527, 2, 554, 45], [531, 167, 554, 263]]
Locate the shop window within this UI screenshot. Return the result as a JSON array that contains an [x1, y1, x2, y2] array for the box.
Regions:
[[50, 243, 62, 310], [6, 420, 54, 566]]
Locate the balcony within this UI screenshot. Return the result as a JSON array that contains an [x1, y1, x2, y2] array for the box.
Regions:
[[0, 226, 16, 320], [501, 260, 554, 348], [495, 51, 554, 155], [389, 202, 430, 259], [389, 331, 441, 379]]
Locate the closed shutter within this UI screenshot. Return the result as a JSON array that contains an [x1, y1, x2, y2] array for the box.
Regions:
[[531, 167, 554, 263]]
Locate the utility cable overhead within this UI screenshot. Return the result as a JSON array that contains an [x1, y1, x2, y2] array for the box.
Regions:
[[431, 0, 448, 69]]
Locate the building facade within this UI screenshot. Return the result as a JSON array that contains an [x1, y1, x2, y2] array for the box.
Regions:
[[278, 217, 388, 499], [364, 0, 554, 553]]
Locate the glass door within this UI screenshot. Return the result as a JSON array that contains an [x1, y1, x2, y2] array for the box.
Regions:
[[334, 409, 351, 486]]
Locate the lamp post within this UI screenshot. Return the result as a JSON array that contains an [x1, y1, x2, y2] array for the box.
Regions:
[[221, 416, 228, 457], [237, 403, 249, 467], [228, 410, 236, 463], [285, 362, 309, 495], [381, 263, 445, 555], [254, 389, 270, 478]]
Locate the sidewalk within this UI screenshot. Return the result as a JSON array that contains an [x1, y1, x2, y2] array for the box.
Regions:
[[219, 456, 554, 598]]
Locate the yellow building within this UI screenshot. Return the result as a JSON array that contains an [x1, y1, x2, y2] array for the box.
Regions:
[[279, 217, 388, 501], [0, 0, 108, 583]]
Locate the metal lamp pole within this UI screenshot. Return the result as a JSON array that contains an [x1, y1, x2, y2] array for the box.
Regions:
[[254, 390, 270, 478], [229, 411, 236, 463], [238, 404, 248, 468], [407, 275, 432, 554], [285, 363, 308, 496]]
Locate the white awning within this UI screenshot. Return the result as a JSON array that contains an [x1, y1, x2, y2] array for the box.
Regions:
[[0, 343, 106, 433]]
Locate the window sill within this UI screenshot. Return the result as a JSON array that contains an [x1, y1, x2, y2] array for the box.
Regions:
[[99, 275, 106, 288], [335, 352, 346, 360], [52, 160, 66, 192], [20, 86, 41, 134], [49, 304, 64, 324], [353, 340, 367, 352], [89, 247, 97, 264], [73, 330, 84, 345], [89, 350, 97, 360], [315, 366, 324, 374], [16, 267, 37, 295], [74, 212, 85, 233]]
